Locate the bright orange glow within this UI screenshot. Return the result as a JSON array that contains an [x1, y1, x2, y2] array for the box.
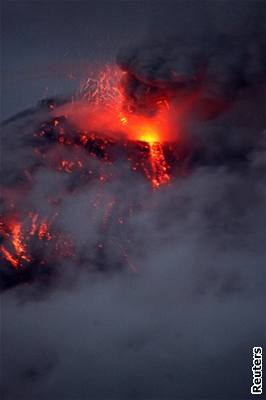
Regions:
[[117, 106, 171, 143], [11, 222, 31, 263], [118, 114, 170, 188], [0, 214, 58, 268], [0, 214, 74, 268], [54, 64, 174, 188], [139, 131, 159, 143], [0, 245, 19, 269], [0, 220, 31, 268]]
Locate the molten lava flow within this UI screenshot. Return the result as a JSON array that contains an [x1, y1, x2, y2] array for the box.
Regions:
[[147, 141, 170, 188], [0, 214, 73, 269], [0, 245, 19, 269], [0, 221, 31, 268], [119, 115, 170, 188], [11, 222, 31, 263]]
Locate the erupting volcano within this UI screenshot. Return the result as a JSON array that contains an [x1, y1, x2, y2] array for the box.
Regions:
[[0, 64, 179, 277], [1, 58, 250, 278]]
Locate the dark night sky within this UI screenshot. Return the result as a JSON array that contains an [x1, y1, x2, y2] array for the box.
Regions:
[[2, 0, 146, 118], [2, 0, 159, 118], [2, 1, 264, 119], [1, 1, 265, 400]]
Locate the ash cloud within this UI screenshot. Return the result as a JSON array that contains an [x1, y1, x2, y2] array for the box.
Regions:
[[117, 33, 265, 100], [117, 2, 266, 118], [1, 1, 266, 399]]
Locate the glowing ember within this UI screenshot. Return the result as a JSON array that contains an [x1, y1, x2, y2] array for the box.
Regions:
[[29, 213, 38, 235], [0, 245, 19, 269], [38, 221, 52, 241], [0, 214, 73, 269], [80, 65, 123, 110], [0, 221, 31, 268]]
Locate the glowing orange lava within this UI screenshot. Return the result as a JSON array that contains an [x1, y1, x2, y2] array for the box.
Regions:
[[0, 214, 73, 269], [0, 245, 19, 269], [0, 221, 31, 268], [119, 114, 170, 188], [147, 141, 170, 188], [56, 65, 173, 188]]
